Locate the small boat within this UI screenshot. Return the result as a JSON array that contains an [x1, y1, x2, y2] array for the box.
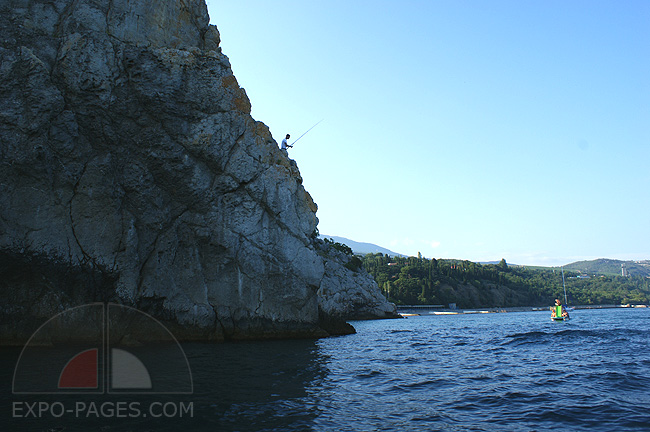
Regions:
[[551, 312, 569, 322]]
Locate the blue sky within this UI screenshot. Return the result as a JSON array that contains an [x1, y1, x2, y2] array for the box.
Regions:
[[206, 0, 649, 266]]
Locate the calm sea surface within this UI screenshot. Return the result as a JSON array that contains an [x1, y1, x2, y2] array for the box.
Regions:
[[2, 308, 650, 431]]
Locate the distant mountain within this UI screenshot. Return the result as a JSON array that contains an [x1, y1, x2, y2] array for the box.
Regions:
[[320, 235, 405, 257], [564, 258, 650, 277], [480, 260, 521, 267]]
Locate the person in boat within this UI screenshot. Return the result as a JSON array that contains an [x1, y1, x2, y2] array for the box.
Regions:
[[551, 299, 569, 318]]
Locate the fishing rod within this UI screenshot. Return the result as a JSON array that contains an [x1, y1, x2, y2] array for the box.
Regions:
[[290, 119, 324, 146], [561, 267, 568, 305]]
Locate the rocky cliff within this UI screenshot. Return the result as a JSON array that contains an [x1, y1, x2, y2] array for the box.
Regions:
[[0, 0, 397, 343]]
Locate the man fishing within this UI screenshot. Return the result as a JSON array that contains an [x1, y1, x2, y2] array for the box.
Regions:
[[279, 120, 324, 156], [280, 134, 292, 154]]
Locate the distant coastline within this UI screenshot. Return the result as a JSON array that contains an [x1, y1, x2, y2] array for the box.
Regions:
[[395, 303, 648, 317]]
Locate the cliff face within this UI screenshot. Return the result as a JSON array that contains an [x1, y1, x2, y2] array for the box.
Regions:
[[0, 0, 396, 343]]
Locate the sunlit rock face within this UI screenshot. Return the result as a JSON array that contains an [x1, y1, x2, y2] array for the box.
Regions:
[[0, 0, 396, 343]]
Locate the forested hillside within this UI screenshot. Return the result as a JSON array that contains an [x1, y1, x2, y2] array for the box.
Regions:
[[362, 253, 650, 308], [564, 259, 650, 277]]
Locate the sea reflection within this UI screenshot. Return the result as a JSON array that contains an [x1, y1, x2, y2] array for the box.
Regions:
[[1, 339, 329, 432], [186, 338, 329, 431]]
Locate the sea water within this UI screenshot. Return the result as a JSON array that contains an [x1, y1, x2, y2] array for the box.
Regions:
[[2, 308, 649, 431]]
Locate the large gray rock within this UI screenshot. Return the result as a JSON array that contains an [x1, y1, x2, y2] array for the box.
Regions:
[[0, 0, 397, 343], [314, 240, 398, 320]]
